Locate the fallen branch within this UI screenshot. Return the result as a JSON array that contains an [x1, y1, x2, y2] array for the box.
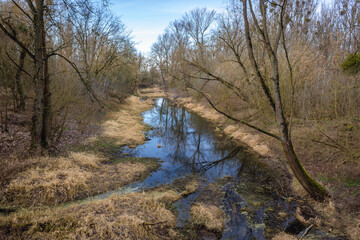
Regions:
[[299, 224, 313, 240]]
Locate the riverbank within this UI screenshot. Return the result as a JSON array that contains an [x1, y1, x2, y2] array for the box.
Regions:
[[1, 92, 234, 239], [1, 87, 358, 239], [0, 95, 176, 239], [139, 87, 359, 239]]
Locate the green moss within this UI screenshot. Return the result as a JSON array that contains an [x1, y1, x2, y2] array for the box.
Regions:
[[341, 53, 360, 75]]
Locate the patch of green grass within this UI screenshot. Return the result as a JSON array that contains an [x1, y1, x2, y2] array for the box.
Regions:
[[317, 175, 337, 183], [342, 178, 360, 188], [71, 137, 118, 153]]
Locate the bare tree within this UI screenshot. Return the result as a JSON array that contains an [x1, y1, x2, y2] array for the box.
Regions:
[[153, 2, 330, 200], [240, 0, 329, 200]]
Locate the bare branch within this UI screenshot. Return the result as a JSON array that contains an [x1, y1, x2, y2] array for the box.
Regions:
[[0, 22, 35, 60], [6, 52, 33, 79], [49, 53, 106, 108], [175, 75, 281, 141], [10, 0, 34, 23]]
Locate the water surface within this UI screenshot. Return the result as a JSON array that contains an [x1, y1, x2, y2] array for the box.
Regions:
[[92, 98, 316, 239]]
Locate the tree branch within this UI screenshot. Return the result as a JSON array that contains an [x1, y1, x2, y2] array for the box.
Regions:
[[49, 53, 106, 108], [242, 0, 276, 113], [6, 52, 33, 79], [11, 0, 34, 23], [175, 75, 281, 141], [0, 22, 35, 60]]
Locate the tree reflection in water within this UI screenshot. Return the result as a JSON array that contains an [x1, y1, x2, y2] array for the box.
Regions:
[[121, 98, 260, 183]]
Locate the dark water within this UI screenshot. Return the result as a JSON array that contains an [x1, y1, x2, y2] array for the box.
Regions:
[[89, 98, 341, 239]]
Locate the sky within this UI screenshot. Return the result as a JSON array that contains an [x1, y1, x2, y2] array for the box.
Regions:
[[110, 0, 226, 54], [110, 0, 333, 55]]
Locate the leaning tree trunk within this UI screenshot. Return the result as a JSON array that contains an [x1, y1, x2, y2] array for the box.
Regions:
[[271, 55, 329, 201], [241, 0, 329, 201]]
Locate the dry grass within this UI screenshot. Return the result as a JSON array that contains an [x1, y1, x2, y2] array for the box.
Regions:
[[0, 190, 179, 239], [102, 96, 154, 147], [181, 179, 199, 196], [0, 93, 180, 239], [190, 203, 224, 232], [271, 232, 297, 240], [139, 87, 167, 98], [1, 95, 161, 207], [3, 152, 153, 206], [4, 153, 95, 206], [167, 93, 276, 157]]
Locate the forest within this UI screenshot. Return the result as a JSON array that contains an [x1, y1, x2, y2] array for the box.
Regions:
[[0, 0, 359, 239]]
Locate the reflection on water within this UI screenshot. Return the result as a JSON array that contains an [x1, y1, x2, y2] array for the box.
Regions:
[[87, 98, 339, 239], [121, 98, 245, 185], [86, 98, 286, 239]]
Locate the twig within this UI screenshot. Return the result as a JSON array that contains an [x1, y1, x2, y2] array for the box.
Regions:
[[299, 224, 313, 240]]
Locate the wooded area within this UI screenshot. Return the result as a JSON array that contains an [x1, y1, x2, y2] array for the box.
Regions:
[[0, 0, 359, 239], [0, 0, 158, 154], [151, 0, 360, 201]]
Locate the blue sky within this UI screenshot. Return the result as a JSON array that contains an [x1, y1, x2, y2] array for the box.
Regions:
[[110, 0, 225, 54], [110, 0, 333, 54]]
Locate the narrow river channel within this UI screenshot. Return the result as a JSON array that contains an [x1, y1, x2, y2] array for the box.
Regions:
[[89, 98, 340, 239]]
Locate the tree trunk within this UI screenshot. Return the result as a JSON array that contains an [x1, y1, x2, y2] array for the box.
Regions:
[[31, 0, 50, 154], [159, 67, 167, 89], [4, 84, 9, 132], [242, 0, 329, 201], [15, 48, 26, 111], [42, 22, 51, 149], [10, 78, 17, 111], [271, 55, 329, 201]]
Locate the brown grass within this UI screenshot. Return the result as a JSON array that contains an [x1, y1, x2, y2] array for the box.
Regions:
[[102, 96, 154, 147], [1, 95, 161, 207], [0, 190, 179, 239], [271, 232, 297, 240], [190, 203, 224, 232], [3, 152, 154, 206], [0, 93, 182, 239], [181, 179, 199, 196], [139, 87, 167, 98]]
